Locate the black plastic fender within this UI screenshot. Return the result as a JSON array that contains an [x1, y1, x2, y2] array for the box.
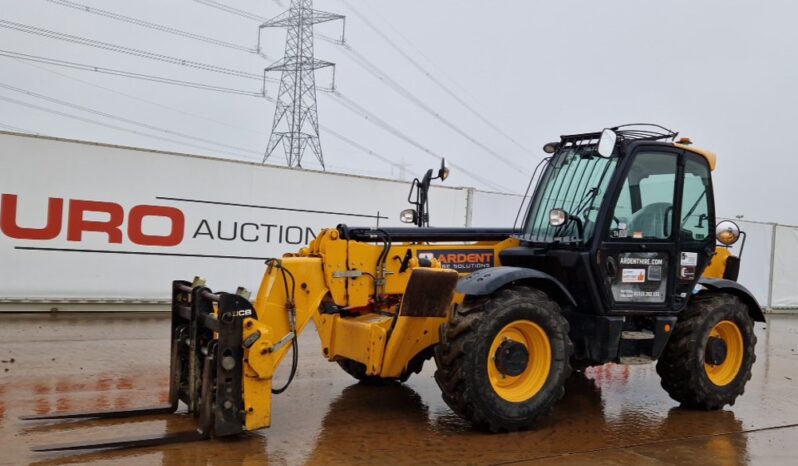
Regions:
[[698, 277, 765, 322], [456, 266, 577, 307]]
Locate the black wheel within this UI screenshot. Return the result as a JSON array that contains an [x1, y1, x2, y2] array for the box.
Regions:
[[337, 349, 429, 385], [434, 286, 572, 432], [656, 293, 756, 409]]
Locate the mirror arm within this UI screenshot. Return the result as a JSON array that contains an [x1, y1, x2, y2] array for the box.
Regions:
[[737, 231, 747, 259], [571, 215, 584, 241]]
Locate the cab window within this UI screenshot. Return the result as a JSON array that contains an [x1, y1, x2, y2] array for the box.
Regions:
[[609, 152, 678, 240], [680, 155, 712, 241]]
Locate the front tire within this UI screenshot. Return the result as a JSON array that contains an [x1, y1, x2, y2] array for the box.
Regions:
[[434, 286, 572, 432], [656, 293, 756, 409]]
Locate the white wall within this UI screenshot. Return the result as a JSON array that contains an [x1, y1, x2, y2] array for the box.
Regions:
[[0, 132, 468, 301], [469, 190, 525, 228]]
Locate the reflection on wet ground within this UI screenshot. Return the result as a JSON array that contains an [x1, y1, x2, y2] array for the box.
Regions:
[[1, 312, 797, 465]]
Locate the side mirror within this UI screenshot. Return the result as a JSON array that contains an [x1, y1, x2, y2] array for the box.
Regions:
[[438, 158, 449, 181], [716, 220, 741, 245], [597, 129, 617, 157], [400, 209, 418, 224]]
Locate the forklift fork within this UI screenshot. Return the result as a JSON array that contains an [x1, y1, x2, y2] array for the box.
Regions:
[[20, 280, 255, 452]]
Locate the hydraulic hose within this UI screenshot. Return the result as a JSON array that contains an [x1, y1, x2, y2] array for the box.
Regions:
[[269, 260, 299, 395]]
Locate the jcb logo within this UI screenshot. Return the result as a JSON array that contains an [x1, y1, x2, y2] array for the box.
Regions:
[[0, 194, 185, 246]]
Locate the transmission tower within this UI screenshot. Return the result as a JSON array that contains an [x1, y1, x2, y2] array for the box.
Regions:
[[261, 0, 344, 169]]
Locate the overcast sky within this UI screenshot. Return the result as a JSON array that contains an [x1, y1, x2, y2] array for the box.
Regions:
[[1, 0, 796, 224]]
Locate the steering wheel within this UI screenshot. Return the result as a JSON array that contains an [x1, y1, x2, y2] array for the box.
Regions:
[[584, 206, 620, 227]]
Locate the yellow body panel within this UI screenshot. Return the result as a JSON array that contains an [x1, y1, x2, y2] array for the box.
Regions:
[[380, 316, 446, 377], [317, 313, 391, 374], [703, 247, 733, 279]]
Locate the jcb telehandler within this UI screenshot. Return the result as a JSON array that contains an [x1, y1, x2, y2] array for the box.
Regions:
[[22, 124, 761, 451]]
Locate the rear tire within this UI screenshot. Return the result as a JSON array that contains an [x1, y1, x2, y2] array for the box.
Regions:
[[434, 286, 572, 432], [656, 293, 756, 409]]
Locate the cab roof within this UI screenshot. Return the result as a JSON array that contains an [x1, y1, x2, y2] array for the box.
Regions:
[[557, 125, 717, 172]]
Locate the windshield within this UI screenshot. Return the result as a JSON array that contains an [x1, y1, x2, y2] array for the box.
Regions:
[[523, 146, 618, 242]]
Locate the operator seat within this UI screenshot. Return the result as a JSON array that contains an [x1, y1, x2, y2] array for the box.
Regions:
[[628, 202, 672, 239]]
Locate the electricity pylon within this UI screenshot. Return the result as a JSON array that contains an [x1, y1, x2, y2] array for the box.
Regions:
[[261, 0, 344, 169]]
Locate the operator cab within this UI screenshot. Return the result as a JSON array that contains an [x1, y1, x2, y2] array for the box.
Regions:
[[503, 124, 730, 316]]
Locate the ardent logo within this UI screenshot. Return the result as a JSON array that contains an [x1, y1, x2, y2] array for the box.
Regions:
[[418, 249, 495, 272], [0, 193, 185, 246]]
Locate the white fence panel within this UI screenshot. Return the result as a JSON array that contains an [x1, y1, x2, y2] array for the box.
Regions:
[[724, 220, 775, 307], [771, 225, 798, 309]]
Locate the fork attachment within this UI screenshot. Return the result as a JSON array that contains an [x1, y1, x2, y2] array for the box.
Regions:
[[22, 280, 256, 452]]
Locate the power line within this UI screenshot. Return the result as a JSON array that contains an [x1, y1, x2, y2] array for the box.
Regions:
[[0, 6, 502, 185], [0, 19, 274, 82], [327, 91, 504, 191], [0, 82, 262, 156], [330, 38, 531, 176], [193, 0, 269, 22], [185, 1, 528, 177], [1, 51, 411, 175], [13, 58, 266, 136], [0, 94, 259, 158], [0, 122, 38, 135], [185, 1, 520, 187], [0, 94, 393, 177], [320, 126, 401, 170], [43, 0, 271, 58], [4, 59, 403, 176], [339, 0, 534, 155], [0, 49, 267, 97]]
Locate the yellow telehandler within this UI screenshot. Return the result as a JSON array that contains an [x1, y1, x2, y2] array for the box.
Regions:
[[22, 124, 761, 451]]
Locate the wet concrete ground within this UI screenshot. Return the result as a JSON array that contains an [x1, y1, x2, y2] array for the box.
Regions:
[[0, 312, 797, 465]]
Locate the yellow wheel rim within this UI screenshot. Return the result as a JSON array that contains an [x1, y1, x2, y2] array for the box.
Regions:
[[488, 320, 551, 402], [704, 320, 744, 386]]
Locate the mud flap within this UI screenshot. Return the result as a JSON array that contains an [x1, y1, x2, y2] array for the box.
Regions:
[[399, 268, 459, 318]]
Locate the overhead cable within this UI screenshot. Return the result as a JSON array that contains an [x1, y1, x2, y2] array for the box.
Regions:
[[0, 51, 414, 174], [340, 0, 533, 155], [328, 91, 504, 191], [329, 38, 530, 176], [0, 82, 262, 156], [184, 1, 507, 187], [193, 0, 269, 22], [43, 0, 269, 57], [0, 19, 274, 82], [0, 94, 259, 158], [0, 122, 38, 135], [13, 58, 267, 134], [0, 49, 266, 97]]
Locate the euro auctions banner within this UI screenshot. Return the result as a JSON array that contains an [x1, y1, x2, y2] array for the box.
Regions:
[[0, 132, 469, 301]]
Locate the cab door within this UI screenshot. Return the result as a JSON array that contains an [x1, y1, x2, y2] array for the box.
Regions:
[[596, 147, 681, 312], [673, 152, 716, 302]]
